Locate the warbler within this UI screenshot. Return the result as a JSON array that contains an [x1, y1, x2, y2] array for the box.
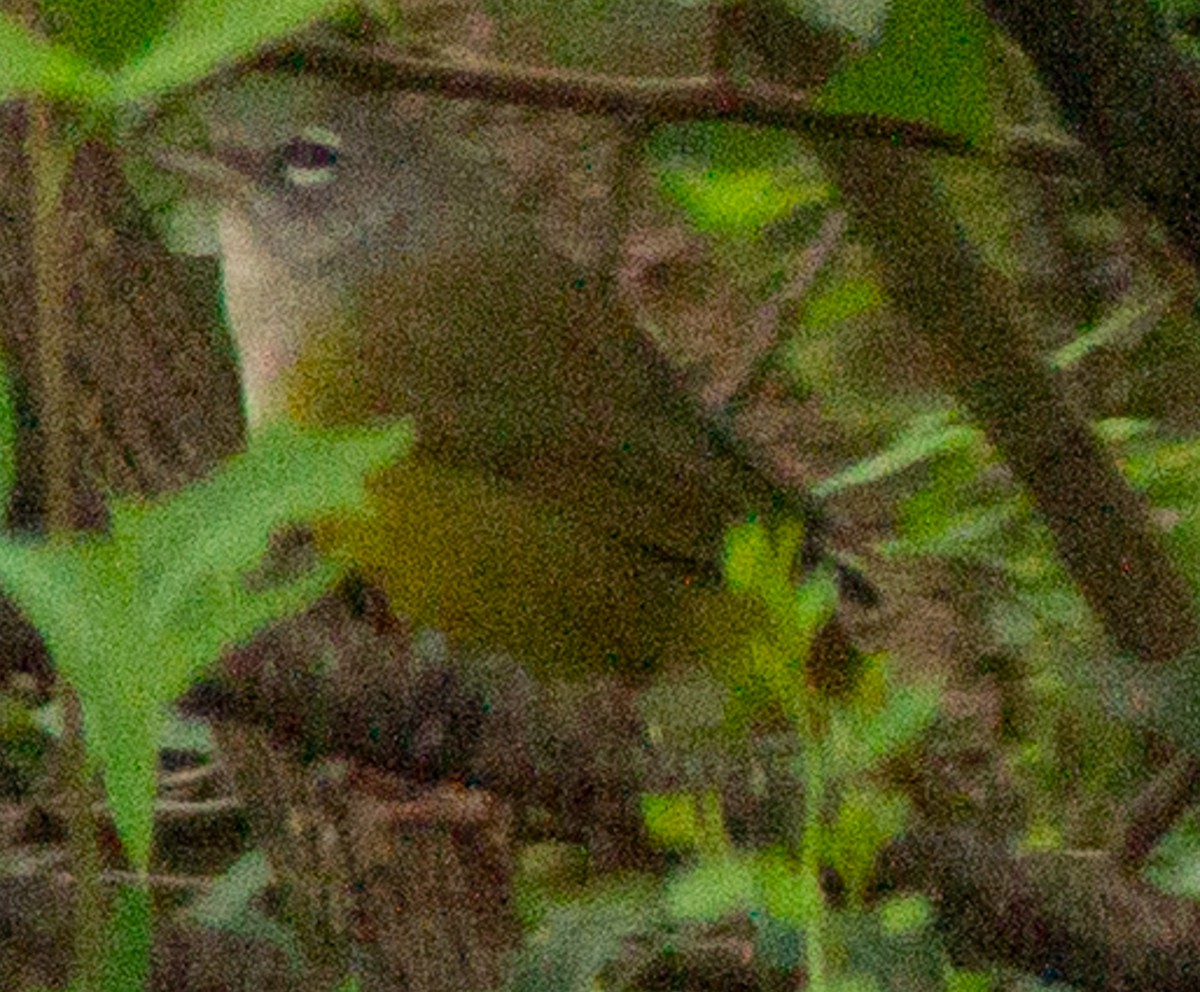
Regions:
[[173, 66, 849, 678]]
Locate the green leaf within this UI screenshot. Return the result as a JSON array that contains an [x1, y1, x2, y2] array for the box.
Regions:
[[658, 166, 832, 237], [0, 422, 410, 869], [945, 969, 996, 992], [110, 0, 347, 104], [123, 421, 411, 692], [41, 0, 175, 69], [797, 275, 885, 329], [641, 790, 728, 856], [877, 893, 932, 935], [0, 12, 111, 101], [1096, 416, 1155, 445], [817, 0, 993, 144], [828, 684, 940, 776], [506, 882, 657, 992], [1051, 297, 1166, 370], [88, 696, 162, 869], [812, 410, 979, 498], [723, 518, 805, 618], [754, 847, 820, 926], [189, 848, 273, 927], [665, 856, 757, 921], [1144, 815, 1200, 899], [187, 851, 305, 970], [722, 520, 839, 717], [788, 569, 839, 649], [160, 709, 214, 752], [642, 792, 702, 851], [825, 788, 910, 903]]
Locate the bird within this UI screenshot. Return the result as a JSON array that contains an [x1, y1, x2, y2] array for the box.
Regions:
[[169, 64, 858, 683]]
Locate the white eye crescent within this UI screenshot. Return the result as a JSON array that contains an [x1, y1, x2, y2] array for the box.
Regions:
[[276, 125, 343, 189]]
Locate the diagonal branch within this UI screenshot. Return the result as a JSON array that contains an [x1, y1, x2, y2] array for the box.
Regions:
[[983, 0, 1200, 270], [246, 41, 1093, 179]]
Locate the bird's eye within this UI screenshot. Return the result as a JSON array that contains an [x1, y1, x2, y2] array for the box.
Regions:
[[274, 126, 343, 190]]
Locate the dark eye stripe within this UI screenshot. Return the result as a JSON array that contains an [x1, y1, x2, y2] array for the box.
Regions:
[[281, 138, 338, 170], [274, 125, 343, 189]]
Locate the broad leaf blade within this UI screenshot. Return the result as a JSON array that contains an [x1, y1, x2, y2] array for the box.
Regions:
[[110, 0, 347, 103], [817, 0, 993, 144]]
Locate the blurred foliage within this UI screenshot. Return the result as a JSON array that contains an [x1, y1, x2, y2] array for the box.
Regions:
[[816, 0, 994, 144], [0, 0, 344, 106], [1145, 811, 1200, 899], [5, 0, 1200, 989], [0, 421, 408, 870], [188, 849, 305, 971], [651, 122, 834, 242], [507, 522, 940, 991]]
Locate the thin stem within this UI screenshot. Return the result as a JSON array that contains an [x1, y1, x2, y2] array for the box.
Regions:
[[800, 702, 829, 992], [25, 97, 75, 534], [24, 85, 106, 991]]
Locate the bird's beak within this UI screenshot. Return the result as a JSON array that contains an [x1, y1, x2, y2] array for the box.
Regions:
[[146, 143, 261, 198]]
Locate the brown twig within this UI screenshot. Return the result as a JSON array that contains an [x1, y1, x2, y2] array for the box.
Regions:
[[246, 41, 1094, 180]]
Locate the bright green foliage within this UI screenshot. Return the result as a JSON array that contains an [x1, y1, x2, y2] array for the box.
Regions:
[[0, 0, 343, 107], [1149, 0, 1200, 51], [658, 167, 832, 238], [944, 969, 995, 992], [827, 681, 940, 778], [883, 420, 1027, 566], [189, 848, 273, 927], [665, 854, 758, 922], [1144, 811, 1200, 899], [1051, 297, 1170, 371], [826, 788, 910, 905], [817, 0, 994, 144], [812, 409, 979, 499], [1112, 420, 1200, 593], [40, 0, 174, 69], [0, 12, 109, 101], [932, 160, 1032, 281], [755, 847, 822, 926], [110, 0, 347, 105], [0, 422, 410, 870], [797, 275, 886, 331], [510, 506, 944, 990], [722, 519, 839, 721], [877, 894, 932, 936], [834, 907, 946, 991], [724, 518, 807, 607], [641, 789, 729, 858], [652, 123, 832, 241]]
